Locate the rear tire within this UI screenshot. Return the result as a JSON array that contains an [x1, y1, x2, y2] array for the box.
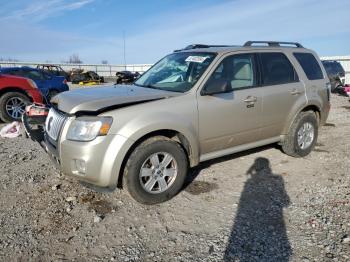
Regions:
[[123, 136, 188, 204], [0, 92, 30, 122], [281, 111, 318, 157]]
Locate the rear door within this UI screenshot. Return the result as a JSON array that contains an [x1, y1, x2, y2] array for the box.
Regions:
[[258, 52, 306, 139], [293, 52, 329, 118], [197, 53, 263, 156]]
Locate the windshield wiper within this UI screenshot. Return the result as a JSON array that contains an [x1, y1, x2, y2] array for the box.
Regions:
[[134, 83, 184, 93], [135, 83, 160, 90]]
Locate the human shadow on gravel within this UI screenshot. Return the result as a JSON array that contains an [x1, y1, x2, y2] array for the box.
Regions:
[[224, 157, 291, 262]]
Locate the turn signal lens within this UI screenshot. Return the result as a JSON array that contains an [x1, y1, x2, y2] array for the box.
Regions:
[[99, 122, 112, 136]]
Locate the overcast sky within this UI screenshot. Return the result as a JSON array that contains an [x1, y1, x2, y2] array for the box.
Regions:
[[1, 0, 349, 64]]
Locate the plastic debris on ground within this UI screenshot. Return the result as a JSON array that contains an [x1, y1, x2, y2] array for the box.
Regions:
[[0, 121, 21, 138]]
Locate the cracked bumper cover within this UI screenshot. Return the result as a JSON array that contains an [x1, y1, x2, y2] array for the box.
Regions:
[[43, 133, 134, 188]]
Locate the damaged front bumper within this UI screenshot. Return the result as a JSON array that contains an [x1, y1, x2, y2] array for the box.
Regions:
[[22, 107, 133, 188]]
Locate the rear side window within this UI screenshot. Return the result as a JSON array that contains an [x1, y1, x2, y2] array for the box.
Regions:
[[294, 53, 323, 80], [259, 53, 298, 85]]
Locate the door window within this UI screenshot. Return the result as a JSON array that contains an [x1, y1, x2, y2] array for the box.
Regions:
[[24, 70, 44, 80], [260, 53, 298, 85], [208, 53, 256, 90]]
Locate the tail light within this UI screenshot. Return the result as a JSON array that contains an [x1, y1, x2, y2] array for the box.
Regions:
[[63, 79, 67, 84]]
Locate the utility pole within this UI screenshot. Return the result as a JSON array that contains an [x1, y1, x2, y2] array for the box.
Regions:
[[123, 30, 126, 70]]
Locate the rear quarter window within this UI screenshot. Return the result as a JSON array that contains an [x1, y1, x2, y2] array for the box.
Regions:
[[294, 53, 324, 80]]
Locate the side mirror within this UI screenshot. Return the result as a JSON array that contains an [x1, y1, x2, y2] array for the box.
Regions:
[[201, 78, 232, 96]]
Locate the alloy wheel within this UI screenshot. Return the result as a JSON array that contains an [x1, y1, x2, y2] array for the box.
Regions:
[[139, 152, 178, 194]]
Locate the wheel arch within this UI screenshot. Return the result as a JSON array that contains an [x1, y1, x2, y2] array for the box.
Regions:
[[283, 104, 321, 135], [0, 87, 33, 102], [116, 129, 197, 189]]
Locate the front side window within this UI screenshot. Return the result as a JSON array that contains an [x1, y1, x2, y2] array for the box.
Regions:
[[135, 52, 216, 93], [260, 52, 298, 85], [294, 52, 323, 80], [24, 70, 44, 80], [207, 53, 256, 90]]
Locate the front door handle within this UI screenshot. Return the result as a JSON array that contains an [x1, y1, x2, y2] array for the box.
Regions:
[[290, 89, 302, 95], [243, 96, 257, 103]]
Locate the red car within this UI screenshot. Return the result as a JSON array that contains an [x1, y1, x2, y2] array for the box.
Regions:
[[0, 73, 43, 122]]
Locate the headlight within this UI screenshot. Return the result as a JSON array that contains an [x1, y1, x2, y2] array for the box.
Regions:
[[67, 117, 113, 141], [27, 79, 38, 89]]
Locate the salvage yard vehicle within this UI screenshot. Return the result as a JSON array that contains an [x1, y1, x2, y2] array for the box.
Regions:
[[115, 71, 140, 84], [36, 64, 70, 81], [321, 60, 346, 93], [70, 70, 104, 84], [0, 67, 69, 101], [0, 72, 43, 122], [33, 41, 330, 204]]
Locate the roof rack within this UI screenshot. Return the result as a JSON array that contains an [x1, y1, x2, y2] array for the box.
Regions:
[[244, 41, 304, 48], [174, 44, 237, 52]]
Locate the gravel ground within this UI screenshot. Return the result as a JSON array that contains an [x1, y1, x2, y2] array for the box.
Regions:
[[0, 94, 349, 261]]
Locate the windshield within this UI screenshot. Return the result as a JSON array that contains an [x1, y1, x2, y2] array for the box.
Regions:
[[135, 52, 216, 92]]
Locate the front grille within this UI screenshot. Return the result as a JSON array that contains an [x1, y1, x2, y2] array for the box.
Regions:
[[45, 108, 67, 141]]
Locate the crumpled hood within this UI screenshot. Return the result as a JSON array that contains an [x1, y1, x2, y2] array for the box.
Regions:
[[52, 84, 180, 114]]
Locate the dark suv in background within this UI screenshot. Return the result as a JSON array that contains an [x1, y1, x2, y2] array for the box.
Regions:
[[321, 60, 346, 93]]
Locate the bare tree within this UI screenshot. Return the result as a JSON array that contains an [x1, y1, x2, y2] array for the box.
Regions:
[[0, 57, 19, 62], [101, 60, 108, 65], [68, 54, 83, 64]]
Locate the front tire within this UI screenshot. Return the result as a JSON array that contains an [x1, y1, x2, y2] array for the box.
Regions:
[[0, 92, 30, 122], [123, 136, 188, 204], [281, 111, 318, 157]]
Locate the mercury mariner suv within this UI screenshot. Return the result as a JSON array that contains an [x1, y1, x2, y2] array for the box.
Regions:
[[42, 41, 330, 204]]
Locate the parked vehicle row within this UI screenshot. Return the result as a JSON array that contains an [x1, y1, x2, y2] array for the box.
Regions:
[[1, 67, 69, 100], [0, 66, 69, 122], [0, 73, 43, 122], [28, 40, 331, 205]]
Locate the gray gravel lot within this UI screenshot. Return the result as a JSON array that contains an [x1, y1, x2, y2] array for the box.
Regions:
[[0, 94, 349, 261]]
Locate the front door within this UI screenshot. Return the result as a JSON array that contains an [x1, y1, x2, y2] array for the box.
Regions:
[[197, 53, 263, 156]]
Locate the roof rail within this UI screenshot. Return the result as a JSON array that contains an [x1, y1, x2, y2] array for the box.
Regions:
[[174, 44, 238, 52], [244, 41, 304, 48]]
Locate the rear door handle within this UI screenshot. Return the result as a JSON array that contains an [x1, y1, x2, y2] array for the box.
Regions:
[[290, 89, 302, 95], [243, 96, 257, 103]]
